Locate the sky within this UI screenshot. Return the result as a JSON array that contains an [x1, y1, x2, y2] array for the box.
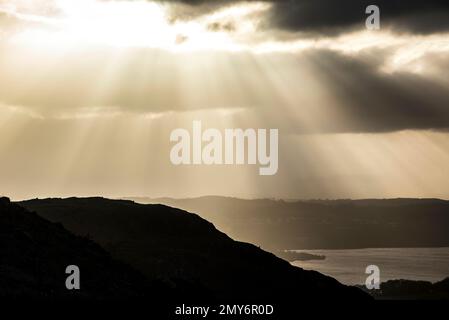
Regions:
[[0, 0, 449, 200]]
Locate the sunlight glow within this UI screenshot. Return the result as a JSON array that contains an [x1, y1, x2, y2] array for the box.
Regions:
[[3, 0, 270, 51]]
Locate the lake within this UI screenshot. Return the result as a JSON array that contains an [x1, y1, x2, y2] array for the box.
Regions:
[[292, 247, 449, 285]]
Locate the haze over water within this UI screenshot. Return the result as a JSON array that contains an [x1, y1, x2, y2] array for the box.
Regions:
[[293, 247, 449, 285]]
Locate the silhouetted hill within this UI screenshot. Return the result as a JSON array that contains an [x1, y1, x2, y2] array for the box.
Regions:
[[359, 277, 449, 300], [126, 196, 449, 250], [20, 197, 369, 301], [0, 197, 162, 299]]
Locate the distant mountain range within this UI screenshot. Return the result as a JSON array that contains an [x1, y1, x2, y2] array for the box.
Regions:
[[124, 196, 449, 251], [18, 197, 368, 301]]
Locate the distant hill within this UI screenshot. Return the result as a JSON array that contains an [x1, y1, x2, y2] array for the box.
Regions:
[[359, 278, 449, 300], [125, 196, 449, 250], [20, 197, 368, 301], [0, 197, 160, 299]]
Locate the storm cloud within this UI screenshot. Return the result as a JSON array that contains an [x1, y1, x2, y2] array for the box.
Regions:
[[164, 0, 449, 34], [1, 0, 448, 133], [304, 50, 449, 133]]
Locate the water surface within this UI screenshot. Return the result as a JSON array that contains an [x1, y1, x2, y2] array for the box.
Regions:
[[292, 247, 449, 285]]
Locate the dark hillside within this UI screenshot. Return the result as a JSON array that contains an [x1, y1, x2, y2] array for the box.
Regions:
[[21, 197, 369, 301]]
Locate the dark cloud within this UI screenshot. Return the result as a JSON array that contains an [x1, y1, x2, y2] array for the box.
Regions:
[[268, 0, 449, 34], [304, 50, 449, 133], [162, 0, 449, 34], [225, 49, 449, 134]]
